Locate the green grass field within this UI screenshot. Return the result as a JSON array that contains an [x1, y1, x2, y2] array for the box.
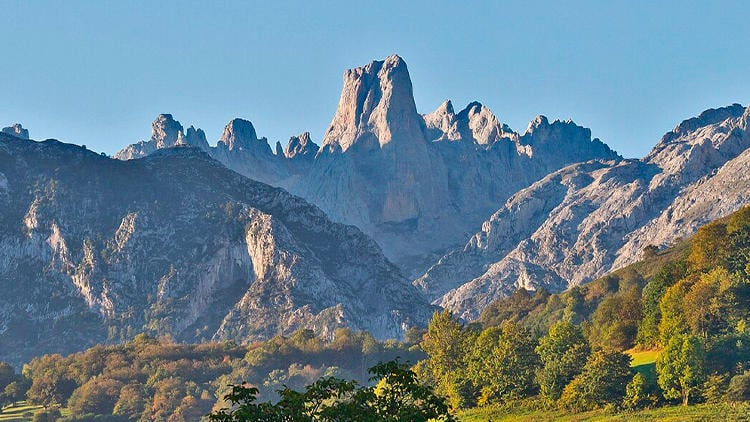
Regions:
[[628, 349, 660, 368], [457, 402, 750, 421], [0, 402, 41, 421]]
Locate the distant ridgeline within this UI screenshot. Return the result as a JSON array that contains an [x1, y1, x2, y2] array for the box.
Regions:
[[4, 206, 749, 420]]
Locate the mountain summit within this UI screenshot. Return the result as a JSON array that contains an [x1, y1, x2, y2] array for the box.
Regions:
[[114, 55, 620, 275], [322, 54, 425, 152]]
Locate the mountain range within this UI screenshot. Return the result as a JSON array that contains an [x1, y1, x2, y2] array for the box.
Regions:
[[115, 55, 620, 276], [2, 55, 749, 366], [0, 134, 432, 366]]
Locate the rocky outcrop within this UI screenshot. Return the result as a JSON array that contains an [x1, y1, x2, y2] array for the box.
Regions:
[[419, 104, 750, 320], [0, 134, 433, 367], [293, 56, 619, 275], [284, 132, 318, 160], [2, 123, 28, 140]]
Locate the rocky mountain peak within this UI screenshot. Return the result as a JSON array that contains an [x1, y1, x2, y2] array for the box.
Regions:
[[321, 54, 425, 151], [2, 123, 29, 139], [423, 100, 458, 141], [424, 100, 507, 145], [151, 114, 184, 148], [456, 102, 505, 145], [659, 103, 746, 145], [284, 132, 319, 159], [438, 99, 455, 115], [524, 115, 551, 135], [176, 125, 210, 151], [219, 118, 260, 151]]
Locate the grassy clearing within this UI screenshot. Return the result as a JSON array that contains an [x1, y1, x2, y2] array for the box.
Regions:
[[627, 349, 660, 368], [0, 402, 41, 421], [457, 402, 750, 421]]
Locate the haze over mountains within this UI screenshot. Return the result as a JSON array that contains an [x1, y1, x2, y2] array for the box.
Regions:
[[2, 55, 749, 366]]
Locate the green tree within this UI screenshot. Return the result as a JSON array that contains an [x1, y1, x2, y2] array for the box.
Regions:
[[688, 222, 729, 273], [535, 321, 590, 403], [658, 278, 692, 344], [3, 381, 26, 407], [624, 372, 652, 409], [589, 287, 642, 351], [637, 262, 686, 348], [726, 370, 750, 402], [420, 310, 475, 409], [468, 322, 539, 404], [558, 350, 632, 411], [683, 268, 730, 338], [657, 334, 705, 406]]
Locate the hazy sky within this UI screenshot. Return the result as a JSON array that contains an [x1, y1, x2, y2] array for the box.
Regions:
[[2, 0, 749, 158]]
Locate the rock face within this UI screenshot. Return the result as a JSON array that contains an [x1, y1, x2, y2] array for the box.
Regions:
[[0, 134, 433, 367], [2, 123, 28, 140], [418, 104, 750, 319], [294, 56, 618, 274], [115, 55, 619, 276]]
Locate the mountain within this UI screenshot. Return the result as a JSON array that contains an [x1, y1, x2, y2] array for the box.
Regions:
[[115, 55, 619, 276], [0, 133, 433, 367], [418, 104, 750, 319]]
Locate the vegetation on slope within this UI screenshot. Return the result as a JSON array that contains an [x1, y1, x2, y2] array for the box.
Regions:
[[1, 206, 749, 420]]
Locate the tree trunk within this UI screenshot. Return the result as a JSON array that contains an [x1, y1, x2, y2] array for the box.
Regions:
[[682, 389, 689, 406]]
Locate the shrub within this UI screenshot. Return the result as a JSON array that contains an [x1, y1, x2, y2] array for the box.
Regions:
[[726, 371, 750, 402]]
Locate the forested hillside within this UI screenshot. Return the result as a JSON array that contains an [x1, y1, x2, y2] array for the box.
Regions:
[[2, 206, 749, 421], [416, 205, 750, 413]]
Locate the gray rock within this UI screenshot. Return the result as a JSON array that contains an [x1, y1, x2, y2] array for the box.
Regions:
[[112, 56, 619, 277], [2, 123, 29, 140], [0, 134, 433, 367], [422, 104, 750, 320]]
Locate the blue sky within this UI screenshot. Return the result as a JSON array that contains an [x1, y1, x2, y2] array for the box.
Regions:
[[1, 0, 749, 158]]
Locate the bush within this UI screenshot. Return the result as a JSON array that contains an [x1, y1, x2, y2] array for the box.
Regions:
[[702, 373, 729, 403], [624, 372, 652, 409], [32, 408, 61, 422], [726, 371, 750, 402]]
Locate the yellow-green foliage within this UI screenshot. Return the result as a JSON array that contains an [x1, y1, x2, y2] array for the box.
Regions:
[[457, 402, 750, 421]]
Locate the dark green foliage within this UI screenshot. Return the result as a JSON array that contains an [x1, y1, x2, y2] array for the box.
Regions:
[[624, 372, 659, 409], [479, 288, 550, 327], [32, 408, 61, 422], [208, 360, 456, 421], [702, 373, 730, 404], [589, 287, 642, 351], [535, 321, 590, 403], [468, 322, 539, 404], [726, 371, 750, 402], [657, 334, 706, 406], [557, 350, 632, 411], [637, 261, 686, 348]]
